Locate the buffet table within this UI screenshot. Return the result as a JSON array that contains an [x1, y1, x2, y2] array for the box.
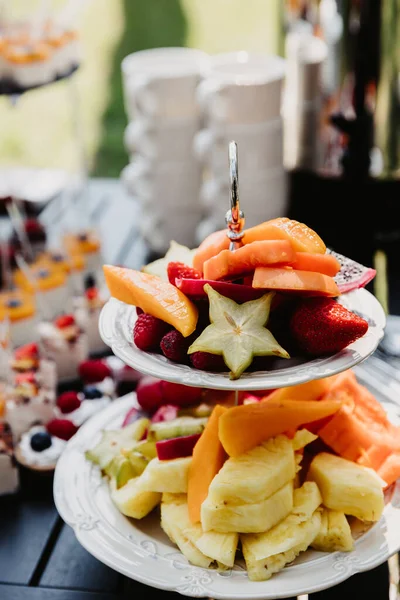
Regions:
[[0, 178, 398, 600]]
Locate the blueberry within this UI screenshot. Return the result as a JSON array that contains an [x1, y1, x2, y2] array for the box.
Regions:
[[30, 431, 52, 452], [38, 268, 49, 278], [83, 386, 103, 400], [51, 253, 64, 263], [7, 298, 21, 308], [84, 274, 96, 290]]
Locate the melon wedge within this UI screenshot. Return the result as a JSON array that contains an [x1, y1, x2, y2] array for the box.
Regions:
[[103, 265, 198, 337], [203, 240, 295, 281], [243, 217, 326, 254], [176, 278, 267, 303], [192, 229, 230, 274], [265, 375, 340, 404], [219, 399, 343, 457], [290, 252, 341, 277], [252, 267, 340, 297]]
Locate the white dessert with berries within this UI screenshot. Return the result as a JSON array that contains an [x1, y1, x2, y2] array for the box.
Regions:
[[74, 275, 109, 355], [38, 314, 89, 382], [5, 378, 56, 443], [10, 342, 57, 392], [63, 230, 103, 280], [16, 425, 66, 470], [0, 421, 19, 495], [0, 290, 40, 349], [2, 41, 54, 88]]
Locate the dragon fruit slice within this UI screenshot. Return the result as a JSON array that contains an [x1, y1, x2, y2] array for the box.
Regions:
[[328, 249, 376, 294]]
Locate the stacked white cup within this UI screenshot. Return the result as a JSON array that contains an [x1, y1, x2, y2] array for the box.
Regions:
[[194, 52, 287, 241], [120, 48, 209, 254]]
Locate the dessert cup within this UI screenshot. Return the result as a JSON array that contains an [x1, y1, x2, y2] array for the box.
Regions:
[[15, 425, 65, 473], [0, 290, 40, 348], [0, 422, 19, 495], [74, 285, 109, 356], [63, 230, 103, 279], [3, 42, 54, 88], [5, 385, 56, 443], [10, 343, 57, 392]]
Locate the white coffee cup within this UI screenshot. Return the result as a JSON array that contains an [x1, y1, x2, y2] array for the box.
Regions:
[[121, 47, 209, 120], [121, 157, 202, 208], [124, 116, 201, 161], [284, 33, 328, 106], [197, 52, 286, 125], [193, 118, 283, 173]]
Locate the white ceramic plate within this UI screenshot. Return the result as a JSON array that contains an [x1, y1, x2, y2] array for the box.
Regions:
[[98, 289, 386, 391], [53, 379, 400, 599]]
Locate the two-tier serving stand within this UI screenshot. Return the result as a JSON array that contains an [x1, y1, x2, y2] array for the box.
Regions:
[[53, 141, 391, 600]]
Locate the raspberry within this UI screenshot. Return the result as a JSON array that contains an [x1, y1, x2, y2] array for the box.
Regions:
[[57, 391, 81, 414], [55, 314, 75, 329], [136, 307, 144, 316], [160, 330, 191, 363], [133, 313, 170, 351], [190, 351, 226, 372], [78, 360, 112, 384], [14, 342, 39, 359], [85, 287, 98, 301], [167, 262, 201, 285], [47, 419, 78, 441], [15, 372, 36, 385]]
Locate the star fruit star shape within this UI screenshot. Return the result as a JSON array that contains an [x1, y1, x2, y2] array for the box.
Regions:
[[188, 284, 290, 379]]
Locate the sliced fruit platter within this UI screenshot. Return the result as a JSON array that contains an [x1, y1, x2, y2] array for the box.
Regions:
[[54, 369, 400, 597], [99, 218, 385, 389]]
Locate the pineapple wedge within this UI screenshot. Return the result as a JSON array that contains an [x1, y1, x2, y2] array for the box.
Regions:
[[110, 477, 161, 519], [307, 453, 385, 522], [160, 493, 213, 568], [201, 482, 293, 533], [208, 435, 296, 505], [140, 457, 191, 493], [292, 429, 318, 451], [242, 511, 321, 581], [195, 530, 239, 569], [311, 508, 354, 552], [241, 482, 322, 581]]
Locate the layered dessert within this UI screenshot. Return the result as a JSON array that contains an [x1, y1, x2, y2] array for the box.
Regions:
[[63, 230, 103, 279], [1, 41, 53, 88], [103, 217, 374, 379], [74, 275, 109, 355], [0, 289, 39, 348], [44, 24, 80, 77], [15, 424, 67, 472], [38, 314, 89, 382], [14, 260, 72, 321], [54, 379, 114, 428], [37, 250, 86, 296], [0, 421, 19, 496], [10, 342, 57, 392]]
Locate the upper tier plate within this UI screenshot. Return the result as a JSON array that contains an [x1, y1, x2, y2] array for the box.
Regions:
[[99, 288, 386, 391]]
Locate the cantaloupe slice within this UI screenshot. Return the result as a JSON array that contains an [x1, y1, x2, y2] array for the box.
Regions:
[[265, 375, 340, 404], [290, 252, 341, 277], [377, 453, 400, 489], [242, 218, 326, 254], [252, 267, 340, 297], [202, 240, 295, 281], [103, 265, 198, 337], [218, 399, 343, 457], [192, 229, 230, 274], [187, 405, 227, 523]]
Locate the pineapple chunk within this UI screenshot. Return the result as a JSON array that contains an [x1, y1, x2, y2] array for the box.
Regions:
[[160, 493, 213, 568], [307, 453, 384, 522], [201, 482, 293, 533], [140, 457, 191, 493], [110, 477, 161, 519], [195, 530, 239, 568], [311, 508, 354, 552], [208, 435, 296, 505], [241, 482, 321, 560], [242, 511, 321, 581], [292, 429, 318, 451]]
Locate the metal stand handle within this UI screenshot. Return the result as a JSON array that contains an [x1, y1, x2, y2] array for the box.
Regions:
[[225, 141, 245, 251]]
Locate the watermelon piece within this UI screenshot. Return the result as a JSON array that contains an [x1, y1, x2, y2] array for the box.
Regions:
[[176, 278, 267, 303], [328, 250, 376, 294]]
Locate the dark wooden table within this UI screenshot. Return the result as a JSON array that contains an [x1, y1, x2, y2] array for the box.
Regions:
[[0, 178, 398, 600]]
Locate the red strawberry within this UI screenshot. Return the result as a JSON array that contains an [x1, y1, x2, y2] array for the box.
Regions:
[[79, 360, 112, 384], [133, 313, 170, 351], [55, 314, 75, 329], [190, 351, 227, 372], [289, 297, 369, 356], [161, 381, 203, 407], [47, 418, 78, 440], [167, 262, 201, 286], [14, 343, 39, 359], [136, 376, 164, 412], [57, 391, 81, 414]]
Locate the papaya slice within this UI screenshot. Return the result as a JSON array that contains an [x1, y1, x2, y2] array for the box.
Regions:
[[218, 398, 343, 457], [290, 252, 341, 277], [377, 453, 400, 489], [188, 405, 227, 523], [203, 240, 296, 281], [252, 267, 340, 297], [265, 375, 340, 404], [103, 265, 198, 337], [192, 229, 230, 274], [242, 217, 326, 254]]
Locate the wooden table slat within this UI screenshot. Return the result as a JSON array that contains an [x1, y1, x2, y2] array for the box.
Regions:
[[0, 585, 117, 600]]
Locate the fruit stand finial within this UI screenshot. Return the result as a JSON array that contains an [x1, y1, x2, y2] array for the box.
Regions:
[[225, 141, 245, 251]]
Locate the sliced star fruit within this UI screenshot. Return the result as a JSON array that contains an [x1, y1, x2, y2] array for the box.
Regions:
[[188, 284, 290, 380], [142, 240, 197, 280]]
